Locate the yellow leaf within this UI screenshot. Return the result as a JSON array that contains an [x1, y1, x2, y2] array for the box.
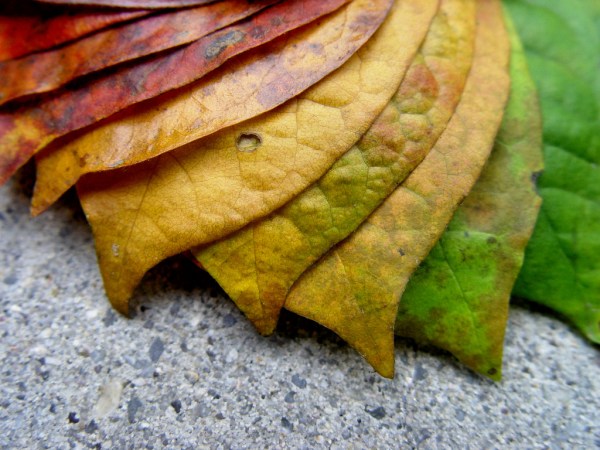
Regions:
[[76, 0, 440, 315], [284, 0, 511, 378], [193, 0, 476, 335]]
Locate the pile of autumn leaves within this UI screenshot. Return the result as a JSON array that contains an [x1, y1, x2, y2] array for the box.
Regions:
[[1, 0, 598, 379]]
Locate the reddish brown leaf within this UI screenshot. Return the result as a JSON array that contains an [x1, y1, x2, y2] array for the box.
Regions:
[[35, 0, 223, 8], [0, 0, 352, 188], [0, 9, 149, 63], [0, 0, 278, 105]]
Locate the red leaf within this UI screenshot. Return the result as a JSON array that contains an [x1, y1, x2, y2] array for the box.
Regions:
[[0, 0, 278, 105], [0, 9, 149, 62]]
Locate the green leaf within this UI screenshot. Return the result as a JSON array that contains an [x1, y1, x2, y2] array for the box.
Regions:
[[395, 12, 544, 380], [505, 0, 600, 343]]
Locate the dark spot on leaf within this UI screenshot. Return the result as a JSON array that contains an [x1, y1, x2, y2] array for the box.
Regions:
[[236, 133, 262, 153], [530, 170, 543, 185], [270, 16, 283, 27], [487, 367, 498, 376], [398, 248, 405, 256], [487, 236, 497, 244], [250, 25, 266, 40], [205, 30, 245, 60]]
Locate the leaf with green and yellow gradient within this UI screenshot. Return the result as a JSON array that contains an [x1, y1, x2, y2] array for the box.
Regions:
[[284, 0, 510, 378], [395, 13, 543, 380], [193, 0, 475, 336]]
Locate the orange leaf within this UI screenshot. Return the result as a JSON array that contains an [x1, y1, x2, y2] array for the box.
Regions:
[[0, 0, 278, 105]]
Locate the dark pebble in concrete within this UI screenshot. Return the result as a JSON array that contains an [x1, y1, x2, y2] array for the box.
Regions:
[[281, 417, 293, 431], [3, 275, 17, 285], [284, 392, 296, 404], [149, 338, 165, 363], [85, 420, 99, 434], [366, 406, 386, 420], [291, 374, 307, 389], [127, 397, 143, 424], [222, 314, 237, 328], [102, 310, 117, 327], [413, 363, 428, 381], [171, 400, 182, 414], [194, 402, 210, 419]]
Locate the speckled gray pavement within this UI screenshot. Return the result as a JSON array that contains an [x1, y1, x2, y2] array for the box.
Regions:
[[1, 171, 599, 450]]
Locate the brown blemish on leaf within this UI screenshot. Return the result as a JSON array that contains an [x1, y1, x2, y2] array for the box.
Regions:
[[205, 30, 247, 60]]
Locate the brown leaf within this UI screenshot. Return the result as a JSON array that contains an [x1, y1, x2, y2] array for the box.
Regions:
[[193, 0, 476, 335], [28, 0, 378, 213], [0, 0, 278, 105], [284, 0, 511, 378], [35, 0, 221, 8], [75, 0, 438, 315], [0, 9, 149, 62]]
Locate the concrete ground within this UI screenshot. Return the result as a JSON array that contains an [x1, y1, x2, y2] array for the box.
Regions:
[[1, 172, 599, 449]]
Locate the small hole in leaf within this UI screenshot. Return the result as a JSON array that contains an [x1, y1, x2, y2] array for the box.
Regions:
[[236, 133, 262, 153]]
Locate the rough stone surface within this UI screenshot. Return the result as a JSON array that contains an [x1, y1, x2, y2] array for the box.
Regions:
[[1, 174, 599, 449]]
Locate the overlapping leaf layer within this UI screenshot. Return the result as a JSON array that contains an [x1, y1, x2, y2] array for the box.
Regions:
[[0, 0, 596, 378]]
